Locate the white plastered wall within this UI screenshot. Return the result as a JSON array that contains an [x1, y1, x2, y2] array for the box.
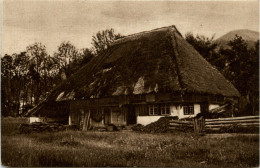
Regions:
[[209, 104, 220, 111], [170, 105, 179, 116], [68, 115, 72, 125], [137, 105, 179, 125], [137, 104, 202, 125], [29, 117, 41, 123], [178, 104, 201, 119]]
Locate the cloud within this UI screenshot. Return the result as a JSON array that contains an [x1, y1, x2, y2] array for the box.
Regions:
[[2, 0, 259, 55]]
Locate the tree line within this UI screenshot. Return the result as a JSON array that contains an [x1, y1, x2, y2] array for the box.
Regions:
[[1, 28, 122, 116], [1, 28, 258, 117], [185, 33, 259, 116]]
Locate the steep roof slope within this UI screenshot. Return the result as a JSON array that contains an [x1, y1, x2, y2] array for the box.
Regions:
[[47, 26, 240, 102], [173, 30, 239, 96]]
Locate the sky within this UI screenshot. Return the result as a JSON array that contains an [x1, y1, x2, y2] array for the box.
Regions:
[[2, 0, 259, 55]]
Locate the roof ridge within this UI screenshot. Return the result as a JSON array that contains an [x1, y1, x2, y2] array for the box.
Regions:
[[111, 25, 181, 46], [169, 28, 185, 94]]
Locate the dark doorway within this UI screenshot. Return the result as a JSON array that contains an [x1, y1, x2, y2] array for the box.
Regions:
[[200, 102, 209, 114], [126, 105, 136, 124], [104, 108, 111, 124]]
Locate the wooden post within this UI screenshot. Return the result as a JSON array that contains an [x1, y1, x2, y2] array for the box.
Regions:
[[68, 114, 71, 125], [195, 116, 205, 134], [86, 110, 91, 131], [193, 118, 197, 133], [102, 108, 104, 125], [82, 112, 87, 131], [196, 118, 199, 133], [202, 117, 205, 133], [199, 117, 202, 133], [194, 117, 204, 134], [80, 109, 84, 130]]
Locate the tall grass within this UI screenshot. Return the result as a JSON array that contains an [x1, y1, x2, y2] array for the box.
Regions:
[[1, 117, 29, 135], [1, 118, 259, 167]]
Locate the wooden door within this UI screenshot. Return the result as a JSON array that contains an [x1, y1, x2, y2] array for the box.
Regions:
[[104, 108, 111, 124], [127, 105, 136, 125], [200, 102, 209, 115]]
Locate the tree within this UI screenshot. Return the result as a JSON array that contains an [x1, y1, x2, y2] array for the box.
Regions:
[[91, 28, 124, 55], [247, 40, 259, 115], [1, 54, 14, 116], [185, 32, 225, 70], [40, 55, 58, 96], [218, 36, 258, 115], [54, 41, 79, 78], [1, 42, 93, 116], [26, 42, 48, 104], [186, 33, 259, 116], [81, 48, 94, 64], [1, 52, 30, 116], [1, 54, 14, 78], [219, 36, 249, 92], [185, 33, 216, 57], [12, 52, 30, 115]]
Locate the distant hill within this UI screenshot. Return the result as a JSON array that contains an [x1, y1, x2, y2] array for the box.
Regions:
[[215, 29, 259, 49]]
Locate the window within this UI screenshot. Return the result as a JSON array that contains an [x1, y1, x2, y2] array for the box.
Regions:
[[149, 105, 158, 115], [149, 104, 170, 115], [183, 104, 194, 115], [160, 104, 170, 115]]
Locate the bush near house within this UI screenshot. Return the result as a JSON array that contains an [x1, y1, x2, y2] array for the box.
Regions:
[[1, 117, 259, 167]]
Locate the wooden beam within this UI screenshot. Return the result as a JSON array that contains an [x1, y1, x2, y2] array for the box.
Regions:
[[169, 124, 194, 128], [169, 120, 193, 124], [205, 123, 259, 128], [85, 110, 91, 131], [205, 128, 221, 131], [205, 119, 259, 125], [82, 112, 87, 131], [206, 116, 260, 122]]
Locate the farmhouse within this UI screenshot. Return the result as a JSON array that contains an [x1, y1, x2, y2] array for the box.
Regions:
[[27, 25, 240, 129]]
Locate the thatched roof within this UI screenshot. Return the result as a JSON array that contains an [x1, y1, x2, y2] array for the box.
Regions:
[[47, 25, 240, 102]]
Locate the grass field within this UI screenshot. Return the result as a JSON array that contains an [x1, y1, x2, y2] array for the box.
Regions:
[[1, 117, 259, 167]]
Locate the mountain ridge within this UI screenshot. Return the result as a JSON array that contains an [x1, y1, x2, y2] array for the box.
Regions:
[[215, 29, 259, 48]]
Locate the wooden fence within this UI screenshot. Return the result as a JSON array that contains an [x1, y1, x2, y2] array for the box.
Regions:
[[205, 116, 259, 132], [169, 116, 259, 133], [169, 117, 205, 133]]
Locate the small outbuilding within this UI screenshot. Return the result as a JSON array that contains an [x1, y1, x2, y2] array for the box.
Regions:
[[27, 25, 240, 129]]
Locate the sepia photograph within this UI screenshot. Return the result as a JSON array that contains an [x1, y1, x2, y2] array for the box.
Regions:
[[1, 0, 259, 167]]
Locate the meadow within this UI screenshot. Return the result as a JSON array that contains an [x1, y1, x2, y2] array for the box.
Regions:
[[1, 117, 259, 167]]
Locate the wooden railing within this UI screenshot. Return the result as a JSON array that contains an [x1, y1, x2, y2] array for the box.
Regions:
[[205, 116, 259, 132], [169, 117, 205, 133], [169, 116, 259, 133]]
